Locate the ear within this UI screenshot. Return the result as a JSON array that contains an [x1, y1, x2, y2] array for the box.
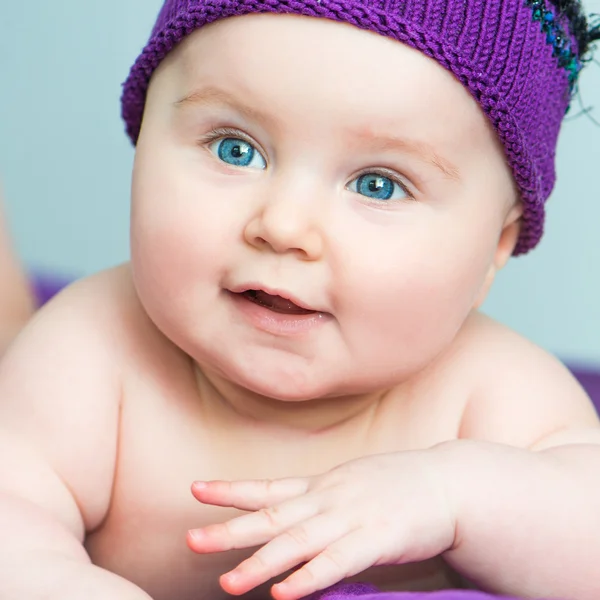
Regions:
[[473, 203, 523, 308]]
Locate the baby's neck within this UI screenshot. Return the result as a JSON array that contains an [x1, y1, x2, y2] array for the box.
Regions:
[[194, 365, 392, 435]]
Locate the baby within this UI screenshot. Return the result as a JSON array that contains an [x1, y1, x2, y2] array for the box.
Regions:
[[1, 1, 600, 600], [0, 185, 34, 354]]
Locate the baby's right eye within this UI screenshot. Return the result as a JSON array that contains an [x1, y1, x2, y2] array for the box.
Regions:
[[209, 137, 267, 170]]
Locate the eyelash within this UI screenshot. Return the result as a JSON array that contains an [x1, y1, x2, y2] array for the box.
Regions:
[[198, 126, 267, 164], [197, 126, 415, 201], [350, 168, 414, 203]]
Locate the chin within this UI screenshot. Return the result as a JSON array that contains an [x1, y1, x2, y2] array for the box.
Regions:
[[244, 370, 330, 401], [217, 357, 334, 402]]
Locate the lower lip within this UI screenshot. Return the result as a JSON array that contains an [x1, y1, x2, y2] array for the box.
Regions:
[[227, 292, 330, 336]]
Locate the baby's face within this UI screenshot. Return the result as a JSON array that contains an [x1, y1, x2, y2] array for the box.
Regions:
[[131, 14, 518, 400]]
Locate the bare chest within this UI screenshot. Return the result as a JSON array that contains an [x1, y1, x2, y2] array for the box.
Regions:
[[86, 379, 466, 600]]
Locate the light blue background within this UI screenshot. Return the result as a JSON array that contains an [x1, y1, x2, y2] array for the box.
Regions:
[[0, 1, 598, 367]]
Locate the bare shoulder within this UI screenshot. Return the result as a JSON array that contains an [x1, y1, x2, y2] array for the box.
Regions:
[[35, 263, 142, 332], [1, 263, 139, 378], [453, 311, 599, 448], [19, 263, 161, 357], [0, 263, 148, 535]]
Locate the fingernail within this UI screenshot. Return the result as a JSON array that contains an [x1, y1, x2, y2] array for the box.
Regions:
[[220, 571, 239, 587], [187, 529, 204, 541], [272, 582, 291, 600], [192, 481, 207, 489]]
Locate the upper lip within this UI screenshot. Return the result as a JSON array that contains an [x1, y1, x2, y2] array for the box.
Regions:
[[228, 283, 325, 313]]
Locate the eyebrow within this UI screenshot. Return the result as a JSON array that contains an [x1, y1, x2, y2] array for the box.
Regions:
[[175, 87, 460, 181], [174, 86, 273, 127], [351, 131, 461, 181]]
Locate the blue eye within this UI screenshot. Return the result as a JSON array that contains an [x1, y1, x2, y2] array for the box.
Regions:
[[348, 173, 407, 201], [210, 137, 266, 169]]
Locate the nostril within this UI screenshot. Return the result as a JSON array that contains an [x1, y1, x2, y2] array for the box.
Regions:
[[254, 236, 269, 248]]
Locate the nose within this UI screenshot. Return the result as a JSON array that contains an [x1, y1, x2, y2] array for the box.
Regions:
[[244, 182, 325, 260]]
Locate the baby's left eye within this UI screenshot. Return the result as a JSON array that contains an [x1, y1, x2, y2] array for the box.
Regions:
[[347, 173, 408, 201]]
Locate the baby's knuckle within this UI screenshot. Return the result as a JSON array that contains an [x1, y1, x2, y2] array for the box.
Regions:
[[297, 562, 319, 584], [221, 520, 237, 543], [248, 551, 271, 573], [264, 478, 278, 495], [282, 525, 310, 548], [320, 546, 349, 574], [259, 506, 283, 531]]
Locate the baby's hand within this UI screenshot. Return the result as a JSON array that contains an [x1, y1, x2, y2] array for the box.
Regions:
[[187, 451, 456, 600]]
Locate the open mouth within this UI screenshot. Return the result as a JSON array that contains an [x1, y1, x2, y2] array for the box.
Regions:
[[240, 290, 316, 315]]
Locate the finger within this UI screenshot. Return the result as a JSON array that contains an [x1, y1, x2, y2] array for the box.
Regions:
[[271, 530, 382, 600], [191, 478, 309, 510], [218, 513, 350, 595], [188, 493, 320, 553]]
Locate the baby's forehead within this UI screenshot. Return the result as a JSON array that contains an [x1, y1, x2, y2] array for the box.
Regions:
[[157, 15, 497, 153]]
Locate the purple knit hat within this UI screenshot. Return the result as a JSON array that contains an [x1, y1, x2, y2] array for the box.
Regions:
[[121, 0, 583, 254]]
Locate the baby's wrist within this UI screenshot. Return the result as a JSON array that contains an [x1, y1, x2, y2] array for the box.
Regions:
[[425, 439, 494, 545]]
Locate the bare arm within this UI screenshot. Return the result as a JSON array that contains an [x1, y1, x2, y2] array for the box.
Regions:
[[0, 185, 35, 351], [441, 319, 600, 599], [0, 272, 151, 599]]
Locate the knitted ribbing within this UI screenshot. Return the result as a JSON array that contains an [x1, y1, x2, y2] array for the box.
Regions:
[[121, 0, 579, 254]]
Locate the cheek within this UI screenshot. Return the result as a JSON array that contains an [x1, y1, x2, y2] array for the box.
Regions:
[[337, 215, 496, 370], [130, 151, 230, 315]]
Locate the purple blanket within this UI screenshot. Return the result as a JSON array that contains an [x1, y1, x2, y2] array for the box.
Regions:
[[29, 275, 597, 600], [308, 583, 547, 600]]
